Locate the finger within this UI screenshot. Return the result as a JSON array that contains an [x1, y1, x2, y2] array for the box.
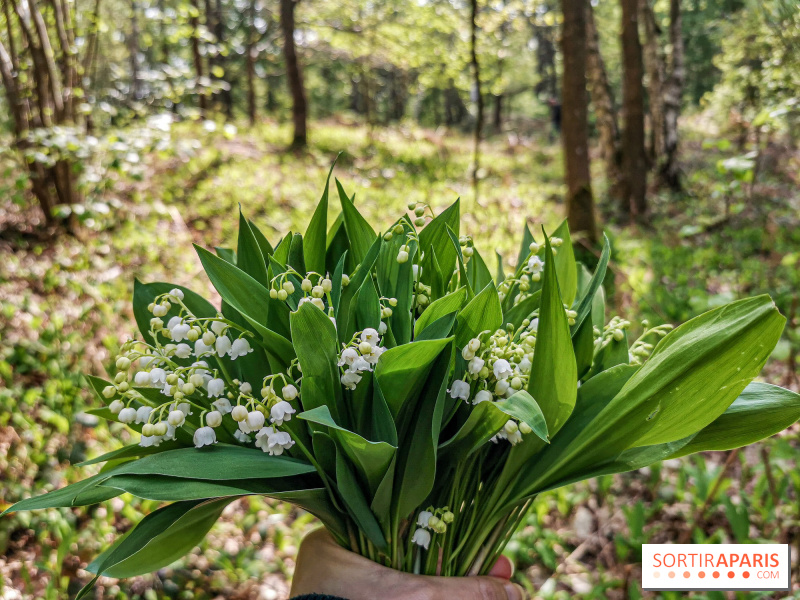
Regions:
[[433, 576, 526, 600], [487, 555, 515, 580]]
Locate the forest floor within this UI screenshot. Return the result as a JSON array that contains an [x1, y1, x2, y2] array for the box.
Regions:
[[0, 117, 799, 599]]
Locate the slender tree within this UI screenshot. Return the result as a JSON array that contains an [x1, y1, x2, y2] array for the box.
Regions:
[[640, 0, 665, 161], [662, 0, 684, 190], [129, 0, 141, 100], [246, 0, 258, 125], [561, 0, 598, 243], [620, 0, 648, 220], [469, 0, 484, 202], [281, 0, 308, 148], [586, 3, 624, 202], [189, 0, 207, 114]]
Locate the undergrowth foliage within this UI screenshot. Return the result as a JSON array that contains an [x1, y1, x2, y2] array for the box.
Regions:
[[4, 166, 800, 596]]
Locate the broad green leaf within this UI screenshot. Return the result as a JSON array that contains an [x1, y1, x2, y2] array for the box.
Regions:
[[288, 232, 306, 274], [330, 251, 348, 314], [76, 441, 183, 467], [668, 382, 800, 458], [88, 498, 233, 578], [336, 236, 382, 344], [503, 291, 542, 331], [416, 311, 458, 341], [299, 405, 396, 497], [109, 445, 316, 480], [273, 233, 291, 265], [551, 220, 578, 306], [392, 348, 451, 522], [354, 275, 382, 332], [467, 246, 494, 291], [237, 210, 270, 287], [570, 234, 610, 335], [2, 473, 121, 515], [304, 161, 337, 274], [336, 179, 376, 265], [374, 337, 453, 422], [573, 311, 595, 379], [376, 219, 417, 345], [414, 287, 467, 337], [248, 219, 274, 257], [335, 447, 388, 549], [526, 236, 577, 437], [454, 282, 502, 349], [439, 390, 548, 459], [515, 223, 535, 274], [419, 199, 460, 290], [290, 303, 345, 423]]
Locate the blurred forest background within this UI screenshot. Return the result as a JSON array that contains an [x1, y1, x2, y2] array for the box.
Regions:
[[1, 0, 800, 597]]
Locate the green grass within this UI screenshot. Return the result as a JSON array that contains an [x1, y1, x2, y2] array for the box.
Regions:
[[0, 118, 798, 598]]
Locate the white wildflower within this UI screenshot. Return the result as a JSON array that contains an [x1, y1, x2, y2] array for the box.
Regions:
[[338, 347, 359, 367], [473, 390, 493, 405], [174, 343, 192, 359], [448, 379, 470, 401], [215, 335, 232, 357], [194, 339, 213, 357], [412, 528, 431, 549], [134, 371, 151, 386], [109, 399, 124, 414], [207, 378, 225, 398], [212, 397, 233, 415], [527, 256, 544, 274], [193, 426, 217, 448], [270, 400, 296, 425], [167, 410, 185, 427], [493, 359, 513, 380], [361, 328, 380, 347], [135, 406, 152, 424], [206, 410, 223, 428], [118, 407, 137, 423], [210, 320, 227, 335], [341, 370, 362, 390], [282, 384, 298, 401], [416, 510, 433, 528], [229, 338, 253, 360], [468, 356, 485, 375]]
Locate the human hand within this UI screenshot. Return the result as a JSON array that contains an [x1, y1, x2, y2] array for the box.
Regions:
[[289, 528, 526, 600]]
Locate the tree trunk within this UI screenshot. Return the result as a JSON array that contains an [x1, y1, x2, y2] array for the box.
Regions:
[[621, 0, 648, 220], [246, 0, 257, 125], [493, 94, 502, 130], [213, 0, 232, 117], [189, 0, 207, 114], [640, 0, 665, 162], [280, 0, 307, 148], [586, 3, 624, 203], [561, 0, 598, 243], [662, 0, 683, 190], [470, 0, 484, 201], [129, 0, 141, 101]]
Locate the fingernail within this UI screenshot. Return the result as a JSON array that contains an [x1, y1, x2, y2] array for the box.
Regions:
[[504, 582, 523, 600]]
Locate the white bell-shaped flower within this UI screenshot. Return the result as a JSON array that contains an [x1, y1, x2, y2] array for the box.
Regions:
[[468, 356, 485, 375], [282, 384, 298, 401], [109, 399, 124, 414], [207, 378, 225, 398], [234, 430, 251, 443], [270, 400, 296, 425], [473, 390, 493, 405], [239, 381, 252, 394], [135, 406, 152, 424], [448, 379, 470, 401], [416, 510, 433, 528], [350, 356, 372, 372], [212, 397, 233, 414], [193, 426, 217, 448], [194, 339, 213, 357], [118, 407, 137, 423], [134, 371, 151, 386], [361, 328, 380, 347], [215, 335, 232, 357], [338, 347, 359, 367], [527, 256, 544, 274], [229, 338, 253, 360], [167, 409, 186, 427], [210, 320, 227, 335], [412, 528, 431, 549], [341, 370, 362, 390], [493, 359, 513, 380], [174, 343, 192, 359], [206, 410, 223, 428], [149, 368, 167, 385]]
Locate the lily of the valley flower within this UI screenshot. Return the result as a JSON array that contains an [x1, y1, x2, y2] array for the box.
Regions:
[[416, 511, 433, 528], [270, 400, 296, 425], [212, 397, 233, 414], [193, 426, 216, 448], [255, 427, 295, 455], [493, 359, 513, 380], [412, 528, 431, 550], [207, 378, 225, 398], [473, 390, 493, 404], [448, 379, 470, 401], [215, 335, 232, 357], [527, 255, 544, 274], [229, 338, 253, 360]]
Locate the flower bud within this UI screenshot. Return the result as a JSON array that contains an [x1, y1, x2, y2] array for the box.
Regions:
[[428, 516, 441, 529], [270, 288, 278, 299], [142, 423, 155, 436], [384, 231, 393, 241], [396, 251, 409, 264], [282, 281, 295, 294], [407, 202, 416, 211], [116, 356, 131, 371], [382, 307, 393, 318], [463, 247, 474, 258], [277, 289, 288, 301], [282, 384, 298, 401], [414, 217, 425, 227], [322, 278, 332, 293], [442, 511, 454, 523], [232, 405, 248, 422], [182, 382, 196, 395], [119, 407, 137, 423], [312, 285, 324, 298], [301, 278, 312, 292], [206, 410, 223, 428], [168, 410, 185, 427], [359, 341, 373, 354], [187, 329, 199, 342], [154, 421, 168, 436], [341, 274, 350, 286], [109, 399, 124, 413], [519, 422, 532, 434], [166, 374, 178, 385], [510, 377, 523, 390], [414, 206, 425, 217], [114, 372, 127, 384], [613, 329, 624, 342], [311, 298, 325, 310], [504, 420, 519, 435], [147, 302, 155, 313], [529, 242, 540, 253], [117, 382, 130, 392]]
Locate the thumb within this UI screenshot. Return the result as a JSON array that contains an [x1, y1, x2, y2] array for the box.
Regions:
[[434, 575, 526, 600], [487, 555, 515, 580]]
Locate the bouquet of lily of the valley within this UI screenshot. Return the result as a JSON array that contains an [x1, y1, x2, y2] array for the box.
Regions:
[[6, 167, 800, 597]]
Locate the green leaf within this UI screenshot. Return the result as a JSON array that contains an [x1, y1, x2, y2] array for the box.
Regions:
[[515, 223, 535, 274], [570, 234, 610, 335], [354, 275, 382, 332], [335, 236, 382, 344], [76, 441, 183, 467], [419, 199, 460, 290], [109, 445, 316, 480], [248, 219, 274, 257], [288, 232, 306, 274], [392, 347, 451, 521], [551, 220, 577, 306], [88, 498, 233, 578], [668, 382, 800, 458], [502, 291, 542, 331], [334, 447, 388, 549], [467, 246, 494, 291], [573, 311, 595, 379], [454, 282, 502, 349], [376, 219, 417, 345], [439, 390, 548, 459], [416, 311, 458, 341], [374, 337, 453, 422], [2, 473, 121, 515], [195, 244, 295, 361], [290, 303, 345, 423], [526, 235, 577, 437], [336, 179, 376, 265], [304, 161, 337, 274], [299, 406, 396, 497], [414, 288, 467, 337], [237, 210, 270, 287]]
